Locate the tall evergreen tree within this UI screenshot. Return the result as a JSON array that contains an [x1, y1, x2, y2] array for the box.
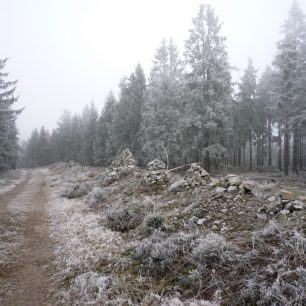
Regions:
[[183, 4, 232, 171], [256, 66, 277, 167], [94, 91, 117, 165], [80, 102, 98, 166], [273, 1, 306, 175], [112, 64, 146, 159], [0, 58, 21, 170], [53, 110, 73, 162], [237, 58, 257, 170], [141, 38, 183, 166]]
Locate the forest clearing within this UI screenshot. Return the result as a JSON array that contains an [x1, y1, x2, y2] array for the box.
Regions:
[[1, 0, 306, 305]]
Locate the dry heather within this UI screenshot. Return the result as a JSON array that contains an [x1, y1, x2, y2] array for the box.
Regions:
[[47, 161, 306, 305]]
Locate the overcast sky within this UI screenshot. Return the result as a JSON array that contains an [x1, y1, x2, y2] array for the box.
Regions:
[[1, 0, 305, 140]]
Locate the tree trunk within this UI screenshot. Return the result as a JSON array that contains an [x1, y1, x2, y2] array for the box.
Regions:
[[261, 133, 264, 166], [292, 128, 299, 174], [278, 122, 282, 171], [243, 142, 246, 168], [284, 122, 290, 176], [256, 137, 260, 167], [238, 147, 241, 167], [205, 151, 211, 173], [299, 136, 304, 170], [268, 116, 272, 167], [233, 148, 237, 167], [249, 133, 253, 171]]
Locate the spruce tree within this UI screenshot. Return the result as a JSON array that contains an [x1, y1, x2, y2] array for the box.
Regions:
[[94, 91, 117, 165], [237, 58, 257, 170], [141, 38, 183, 166], [112, 65, 146, 159], [80, 102, 98, 166], [184, 4, 232, 171], [0, 58, 21, 170], [273, 1, 306, 175]]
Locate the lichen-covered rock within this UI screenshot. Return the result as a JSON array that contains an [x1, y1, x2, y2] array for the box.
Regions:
[[227, 185, 238, 193], [228, 175, 241, 186], [280, 190, 294, 201], [240, 182, 255, 194], [215, 187, 226, 194]]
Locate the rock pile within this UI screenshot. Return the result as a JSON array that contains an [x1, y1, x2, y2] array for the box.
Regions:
[[184, 163, 210, 189], [213, 174, 263, 197], [111, 148, 137, 170], [107, 149, 137, 182], [144, 159, 170, 187], [257, 189, 305, 218]]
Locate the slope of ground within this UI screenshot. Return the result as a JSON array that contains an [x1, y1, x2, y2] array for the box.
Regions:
[[0, 161, 305, 305], [46, 160, 306, 306]]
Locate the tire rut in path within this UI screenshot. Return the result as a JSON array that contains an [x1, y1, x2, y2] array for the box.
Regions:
[[0, 169, 55, 306]]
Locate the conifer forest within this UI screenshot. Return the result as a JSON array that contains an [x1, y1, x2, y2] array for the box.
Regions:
[[16, 2, 306, 176]]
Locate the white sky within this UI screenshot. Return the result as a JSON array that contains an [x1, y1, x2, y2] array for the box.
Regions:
[[0, 0, 305, 140]]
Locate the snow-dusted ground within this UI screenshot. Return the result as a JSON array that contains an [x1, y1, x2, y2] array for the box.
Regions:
[[47, 186, 127, 304], [0, 169, 27, 195], [50, 162, 306, 305], [46, 165, 218, 305], [0, 168, 55, 306]]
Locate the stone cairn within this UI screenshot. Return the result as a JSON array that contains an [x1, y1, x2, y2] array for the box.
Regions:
[[111, 148, 137, 169], [213, 174, 261, 196], [214, 174, 242, 194], [109, 149, 137, 181], [257, 189, 304, 218], [184, 163, 211, 189], [144, 159, 170, 187]]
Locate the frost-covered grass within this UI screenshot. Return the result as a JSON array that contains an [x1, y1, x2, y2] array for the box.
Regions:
[[47, 163, 306, 305], [105, 199, 145, 232], [0, 169, 27, 195], [47, 191, 130, 305], [48, 196, 123, 278], [239, 221, 306, 305], [136, 231, 196, 275]]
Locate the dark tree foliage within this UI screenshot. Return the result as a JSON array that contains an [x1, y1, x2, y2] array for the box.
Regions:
[[0, 59, 22, 170], [21, 2, 306, 175]]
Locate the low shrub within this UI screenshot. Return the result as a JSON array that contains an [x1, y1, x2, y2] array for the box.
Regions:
[[86, 187, 106, 210], [191, 233, 236, 268], [136, 231, 196, 275], [145, 213, 164, 230], [61, 181, 94, 199], [239, 221, 306, 305], [105, 200, 145, 232]]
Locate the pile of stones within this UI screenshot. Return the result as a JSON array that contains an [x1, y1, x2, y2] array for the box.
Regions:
[[214, 174, 247, 194], [257, 189, 304, 219], [144, 159, 170, 187], [107, 149, 137, 182], [111, 148, 137, 170], [184, 163, 210, 189]]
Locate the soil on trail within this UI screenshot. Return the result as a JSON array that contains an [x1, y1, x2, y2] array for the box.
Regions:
[[0, 169, 55, 306]]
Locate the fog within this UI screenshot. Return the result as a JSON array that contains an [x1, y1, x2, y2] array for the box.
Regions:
[[0, 0, 304, 140]]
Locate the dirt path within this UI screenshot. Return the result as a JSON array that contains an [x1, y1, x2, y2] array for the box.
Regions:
[[0, 169, 55, 306]]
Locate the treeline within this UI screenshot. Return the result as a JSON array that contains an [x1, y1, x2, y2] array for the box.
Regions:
[[0, 59, 21, 170], [20, 3, 306, 175]]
